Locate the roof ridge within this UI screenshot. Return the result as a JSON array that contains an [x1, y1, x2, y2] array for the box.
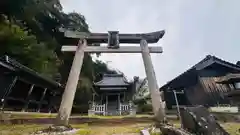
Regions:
[[211, 55, 240, 68], [193, 55, 213, 68]]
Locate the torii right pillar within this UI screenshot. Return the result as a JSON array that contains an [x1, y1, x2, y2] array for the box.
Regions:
[[140, 39, 166, 123]]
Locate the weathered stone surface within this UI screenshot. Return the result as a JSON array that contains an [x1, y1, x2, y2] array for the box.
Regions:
[[159, 124, 193, 135], [180, 106, 230, 135], [31, 129, 79, 135], [31, 125, 79, 135]]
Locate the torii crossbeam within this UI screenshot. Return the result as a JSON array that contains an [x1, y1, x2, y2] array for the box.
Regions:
[[62, 46, 162, 53], [56, 30, 166, 125]]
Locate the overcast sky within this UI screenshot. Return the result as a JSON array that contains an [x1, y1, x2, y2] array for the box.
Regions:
[[60, 0, 240, 86]]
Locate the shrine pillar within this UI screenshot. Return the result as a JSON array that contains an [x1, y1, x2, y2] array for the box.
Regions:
[[140, 39, 166, 122], [55, 39, 86, 125]]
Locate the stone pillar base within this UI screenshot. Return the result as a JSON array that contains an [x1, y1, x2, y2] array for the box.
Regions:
[[130, 108, 136, 116], [88, 110, 95, 116]]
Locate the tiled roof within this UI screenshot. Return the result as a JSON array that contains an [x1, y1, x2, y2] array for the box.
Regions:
[[94, 74, 130, 86]]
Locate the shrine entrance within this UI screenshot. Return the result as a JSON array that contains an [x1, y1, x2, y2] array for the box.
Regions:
[[56, 29, 166, 125], [105, 93, 120, 114], [91, 74, 132, 115]]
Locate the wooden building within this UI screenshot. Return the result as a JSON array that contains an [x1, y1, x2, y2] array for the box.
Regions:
[[0, 55, 63, 113], [160, 55, 240, 109], [217, 73, 240, 105], [88, 74, 136, 116]]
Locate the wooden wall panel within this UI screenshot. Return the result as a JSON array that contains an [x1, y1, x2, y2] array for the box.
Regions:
[[185, 79, 209, 106], [199, 76, 231, 105]]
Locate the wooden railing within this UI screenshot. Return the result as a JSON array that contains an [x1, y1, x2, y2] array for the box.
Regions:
[[88, 101, 136, 116], [91, 104, 106, 115], [119, 101, 136, 115], [119, 103, 130, 112]]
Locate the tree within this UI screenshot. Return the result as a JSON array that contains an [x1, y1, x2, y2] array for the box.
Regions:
[[0, 0, 119, 127], [0, 16, 59, 77], [133, 78, 151, 105]]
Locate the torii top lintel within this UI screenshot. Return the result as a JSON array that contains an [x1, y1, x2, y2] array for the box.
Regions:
[[61, 29, 165, 44]]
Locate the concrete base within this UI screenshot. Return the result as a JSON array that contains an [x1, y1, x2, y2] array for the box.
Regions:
[[88, 110, 95, 116], [130, 109, 137, 117]]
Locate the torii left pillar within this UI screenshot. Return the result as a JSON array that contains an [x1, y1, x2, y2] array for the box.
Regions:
[[55, 39, 86, 125]]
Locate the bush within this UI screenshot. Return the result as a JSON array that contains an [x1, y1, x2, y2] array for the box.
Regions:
[[72, 105, 89, 114], [137, 104, 153, 113]]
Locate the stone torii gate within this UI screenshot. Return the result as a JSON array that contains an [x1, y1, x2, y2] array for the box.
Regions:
[[56, 30, 166, 125]]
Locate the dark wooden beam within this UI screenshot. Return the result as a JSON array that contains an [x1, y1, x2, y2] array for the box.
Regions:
[[48, 104, 52, 113], [37, 88, 48, 112], [22, 84, 35, 112], [47, 92, 58, 113], [0, 76, 18, 110]]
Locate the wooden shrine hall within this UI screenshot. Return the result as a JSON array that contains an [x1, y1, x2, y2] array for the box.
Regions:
[[88, 74, 136, 116], [0, 55, 63, 113], [160, 55, 240, 109]]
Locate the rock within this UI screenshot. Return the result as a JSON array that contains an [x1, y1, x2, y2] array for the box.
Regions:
[[180, 106, 230, 135], [31, 125, 78, 135], [159, 124, 193, 135], [140, 129, 150, 135]]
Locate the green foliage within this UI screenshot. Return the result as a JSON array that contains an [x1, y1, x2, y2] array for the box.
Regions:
[[93, 60, 117, 81], [137, 104, 153, 113], [0, 0, 119, 112], [133, 78, 152, 113], [0, 16, 59, 77]]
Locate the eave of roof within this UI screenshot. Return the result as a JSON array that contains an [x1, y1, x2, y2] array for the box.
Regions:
[[94, 74, 130, 87], [160, 55, 240, 90], [0, 55, 62, 89]]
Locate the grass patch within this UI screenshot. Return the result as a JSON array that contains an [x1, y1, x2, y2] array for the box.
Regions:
[[0, 124, 47, 135], [0, 113, 239, 135], [0, 123, 150, 135], [73, 123, 149, 135], [1, 111, 57, 119], [0, 122, 239, 135], [4, 112, 153, 119], [221, 122, 240, 135]]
